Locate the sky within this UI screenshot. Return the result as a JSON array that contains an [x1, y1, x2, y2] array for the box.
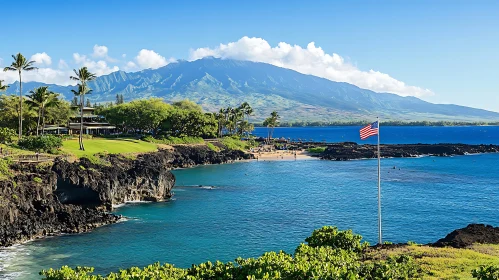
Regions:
[[0, 0, 497, 111]]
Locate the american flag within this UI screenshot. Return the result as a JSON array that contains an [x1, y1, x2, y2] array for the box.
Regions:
[[360, 121, 379, 140]]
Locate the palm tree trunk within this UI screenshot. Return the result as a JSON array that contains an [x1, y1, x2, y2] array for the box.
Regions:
[[18, 71, 22, 139], [36, 108, 41, 136], [41, 107, 45, 135], [79, 94, 84, 151]]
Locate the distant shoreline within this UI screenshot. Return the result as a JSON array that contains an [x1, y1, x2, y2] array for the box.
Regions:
[[253, 122, 499, 127]]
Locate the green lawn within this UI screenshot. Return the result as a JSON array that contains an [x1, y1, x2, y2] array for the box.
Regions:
[[62, 138, 159, 158]]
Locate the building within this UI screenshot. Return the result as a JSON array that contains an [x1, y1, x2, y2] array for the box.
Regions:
[[44, 107, 116, 135]]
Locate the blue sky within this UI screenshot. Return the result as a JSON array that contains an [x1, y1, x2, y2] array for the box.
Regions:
[[1, 0, 498, 111]]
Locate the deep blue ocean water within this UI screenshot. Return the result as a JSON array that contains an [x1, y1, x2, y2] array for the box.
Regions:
[[1, 127, 499, 279], [253, 126, 499, 144]]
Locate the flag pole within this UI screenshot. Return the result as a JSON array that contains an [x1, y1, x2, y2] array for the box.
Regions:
[[377, 116, 382, 244]]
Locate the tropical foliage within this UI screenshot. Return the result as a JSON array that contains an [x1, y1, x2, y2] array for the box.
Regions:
[[263, 111, 280, 141], [0, 127, 16, 144], [26, 86, 59, 135], [3, 53, 38, 139], [0, 94, 73, 135], [70, 67, 97, 151], [18, 135, 63, 153]]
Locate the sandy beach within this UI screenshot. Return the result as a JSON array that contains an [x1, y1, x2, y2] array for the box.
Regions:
[[250, 150, 316, 161]]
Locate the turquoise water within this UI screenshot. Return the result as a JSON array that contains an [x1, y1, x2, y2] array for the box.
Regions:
[[2, 154, 498, 279]]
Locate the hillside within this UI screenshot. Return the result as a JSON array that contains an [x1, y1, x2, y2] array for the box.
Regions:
[[6, 57, 499, 122]]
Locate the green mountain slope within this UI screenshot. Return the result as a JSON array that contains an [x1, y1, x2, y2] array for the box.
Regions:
[[6, 57, 499, 122]]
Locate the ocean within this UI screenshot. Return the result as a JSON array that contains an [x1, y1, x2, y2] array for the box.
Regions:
[[1, 126, 499, 279]]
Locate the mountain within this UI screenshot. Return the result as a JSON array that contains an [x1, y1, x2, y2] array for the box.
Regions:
[[5, 57, 499, 122]]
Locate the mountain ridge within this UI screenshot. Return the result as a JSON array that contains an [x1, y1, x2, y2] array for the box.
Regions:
[[4, 58, 498, 122]]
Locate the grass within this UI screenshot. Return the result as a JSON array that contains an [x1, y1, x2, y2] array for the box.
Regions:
[[62, 138, 159, 158], [306, 146, 327, 153], [366, 244, 499, 279], [220, 137, 255, 151]]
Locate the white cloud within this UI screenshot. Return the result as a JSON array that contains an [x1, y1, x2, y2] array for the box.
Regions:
[[0, 67, 73, 86], [122, 54, 127, 58], [135, 49, 174, 69], [189, 36, 433, 97], [92, 44, 118, 62], [92, 44, 108, 58], [58, 59, 68, 69], [73, 53, 119, 76], [124, 61, 138, 71], [30, 52, 52, 66]]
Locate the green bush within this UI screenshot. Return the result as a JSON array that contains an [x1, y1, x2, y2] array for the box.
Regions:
[[18, 135, 62, 153], [0, 127, 16, 144], [33, 177, 43, 184], [304, 226, 368, 252], [220, 137, 251, 151], [206, 142, 220, 152], [472, 265, 499, 279], [142, 135, 204, 145], [0, 158, 12, 179]]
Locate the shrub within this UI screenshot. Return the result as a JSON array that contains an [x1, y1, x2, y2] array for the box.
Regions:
[[0, 127, 16, 144], [0, 158, 12, 179], [18, 135, 62, 153], [142, 135, 204, 145], [220, 137, 250, 151], [304, 226, 368, 252], [206, 142, 220, 152], [472, 265, 499, 279], [33, 177, 43, 184]]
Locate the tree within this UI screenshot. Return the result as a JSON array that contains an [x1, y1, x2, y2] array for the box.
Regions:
[[263, 111, 280, 142], [0, 80, 9, 92], [71, 96, 78, 106], [44, 99, 74, 128], [238, 102, 253, 136], [86, 99, 91, 107], [0, 95, 37, 133], [70, 85, 93, 150], [115, 94, 124, 105], [172, 99, 203, 112], [3, 53, 38, 139], [26, 86, 58, 135], [70, 67, 96, 151]]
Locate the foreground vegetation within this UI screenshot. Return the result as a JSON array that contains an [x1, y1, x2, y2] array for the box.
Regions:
[[39, 226, 499, 280]]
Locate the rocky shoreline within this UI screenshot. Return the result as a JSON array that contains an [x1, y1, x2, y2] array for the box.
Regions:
[[0, 145, 252, 247], [315, 142, 499, 160]]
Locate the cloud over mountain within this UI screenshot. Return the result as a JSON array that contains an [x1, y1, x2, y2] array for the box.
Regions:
[[190, 36, 433, 97]]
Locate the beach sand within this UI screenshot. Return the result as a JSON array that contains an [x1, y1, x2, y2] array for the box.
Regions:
[[250, 150, 317, 161]]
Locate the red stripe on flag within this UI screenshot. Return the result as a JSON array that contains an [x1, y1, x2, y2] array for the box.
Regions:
[[359, 123, 378, 140]]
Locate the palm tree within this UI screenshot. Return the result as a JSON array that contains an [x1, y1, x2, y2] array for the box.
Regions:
[[26, 87, 58, 135], [217, 108, 225, 137], [70, 67, 96, 151], [0, 80, 9, 92], [3, 53, 38, 139], [71, 84, 93, 151], [239, 102, 253, 136], [263, 111, 280, 143]]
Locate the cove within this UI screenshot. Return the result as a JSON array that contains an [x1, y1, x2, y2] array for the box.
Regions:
[[1, 154, 498, 279]]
